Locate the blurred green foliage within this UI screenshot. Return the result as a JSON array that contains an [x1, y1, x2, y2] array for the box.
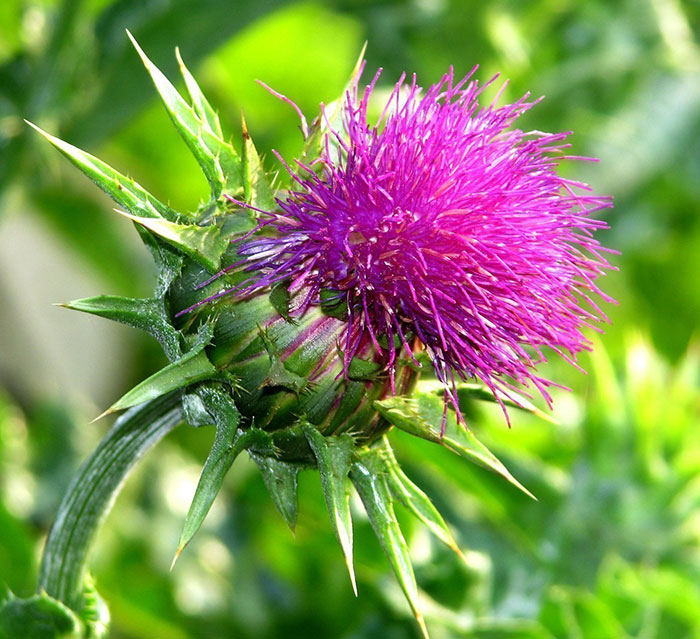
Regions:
[[1, 0, 699, 637]]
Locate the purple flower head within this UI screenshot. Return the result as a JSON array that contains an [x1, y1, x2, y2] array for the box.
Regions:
[[236, 67, 615, 420]]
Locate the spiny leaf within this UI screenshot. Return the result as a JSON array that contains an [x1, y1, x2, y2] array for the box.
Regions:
[[25, 121, 177, 221], [128, 31, 242, 198], [447, 382, 558, 424], [263, 357, 308, 395], [249, 453, 300, 530], [241, 114, 275, 210], [60, 295, 181, 361], [301, 421, 356, 594], [101, 328, 216, 417], [174, 387, 244, 564], [176, 47, 223, 138], [375, 392, 535, 500], [377, 437, 463, 559], [350, 451, 430, 639], [116, 209, 229, 272]]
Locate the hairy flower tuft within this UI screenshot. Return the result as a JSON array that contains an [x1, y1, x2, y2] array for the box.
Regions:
[[232, 67, 615, 418]]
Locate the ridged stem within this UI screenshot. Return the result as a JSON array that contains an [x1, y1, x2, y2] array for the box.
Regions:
[[37, 392, 183, 610]]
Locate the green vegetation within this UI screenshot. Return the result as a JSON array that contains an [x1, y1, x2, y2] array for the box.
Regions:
[[1, 1, 698, 637]]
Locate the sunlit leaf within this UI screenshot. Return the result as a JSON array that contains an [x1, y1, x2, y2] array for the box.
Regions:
[[128, 31, 242, 198], [375, 392, 535, 499], [242, 115, 276, 210], [302, 421, 356, 593], [377, 437, 463, 559], [174, 387, 244, 563], [176, 47, 223, 139], [350, 450, 430, 639], [25, 121, 177, 221], [116, 209, 229, 272]]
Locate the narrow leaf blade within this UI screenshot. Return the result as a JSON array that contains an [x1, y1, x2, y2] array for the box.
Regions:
[[251, 454, 299, 530], [375, 393, 535, 500], [242, 115, 275, 211], [104, 349, 216, 416], [174, 388, 243, 562], [26, 121, 176, 220], [378, 437, 463, 559], [128, 31, 242, 197], [302, 422, 356, 593], [176, 47, 223, 138], [350, 453, 430, 639], [60, 295, 181, 361]]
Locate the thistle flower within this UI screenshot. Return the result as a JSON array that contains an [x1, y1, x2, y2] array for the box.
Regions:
[[236, 67, 614, 419], [8, 38, 615, 639]]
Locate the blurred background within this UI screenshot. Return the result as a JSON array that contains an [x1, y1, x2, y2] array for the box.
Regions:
[[1, 0, 699, 637]]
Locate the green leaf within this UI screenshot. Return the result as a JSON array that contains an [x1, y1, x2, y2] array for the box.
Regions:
[[250, 453, 300, 530], [128, 31, 242, 198], [103, 336, 216, 417], [61, 1, 295, 148], [375, 393, 535, 500], [116, 209, 229, 273], [301, 422, 356, 593], [0, 591, 83, 639], [447, 382, 557, 424], [175, 47, 223, 139], [377, 437, 463, 559], [60, 295, 181, 361], [259, 328, 308, 394], [241, 115, 276, 210], [174, 387, 246, 563], [263, 357, 308, 395], [25, 121, 177, 221], [350, 451, 430, 639]]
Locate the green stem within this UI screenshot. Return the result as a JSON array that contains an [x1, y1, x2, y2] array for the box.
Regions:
[[37, 392, 183, 610]]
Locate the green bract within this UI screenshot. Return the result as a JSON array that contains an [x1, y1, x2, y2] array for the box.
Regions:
[[7, 36, 548, 639]]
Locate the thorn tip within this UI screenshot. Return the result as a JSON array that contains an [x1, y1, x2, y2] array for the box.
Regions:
[[91, 408, 113, 423], [170, 547, 183, 572]]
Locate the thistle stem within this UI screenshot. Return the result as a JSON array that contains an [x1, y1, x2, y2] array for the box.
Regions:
[[37, 392, 183, 610]]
